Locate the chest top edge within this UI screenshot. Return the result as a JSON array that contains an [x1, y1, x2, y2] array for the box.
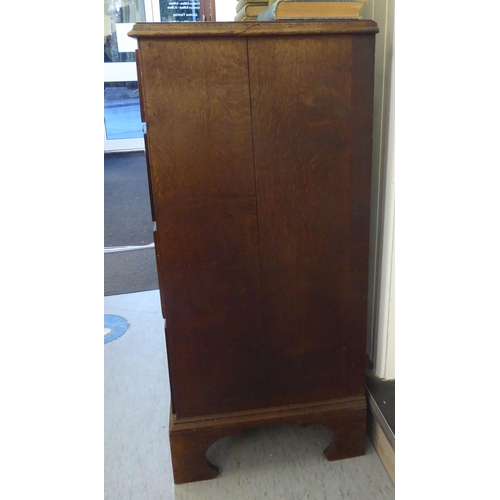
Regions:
[[128, 20, 379, 40]]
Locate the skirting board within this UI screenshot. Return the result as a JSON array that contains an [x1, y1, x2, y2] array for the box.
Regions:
[[366, 390, 395, 484]]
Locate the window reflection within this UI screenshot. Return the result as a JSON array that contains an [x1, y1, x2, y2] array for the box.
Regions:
[[104, 0, 146, 63], [104, 82, 143, 139]]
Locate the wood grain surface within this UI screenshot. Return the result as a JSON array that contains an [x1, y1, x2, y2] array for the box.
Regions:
[[169, 396, 367, 483], [140, 37, 266, 418], [248, 34, 373, 406], [133, 22, 378, 482], [345, 34, 376, 395], [137, 29, 376, 415], [128, 20, 379, 38]]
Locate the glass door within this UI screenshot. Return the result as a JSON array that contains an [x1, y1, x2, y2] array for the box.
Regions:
[[104, 0, 212, 153], [104, 0, 153, 152]]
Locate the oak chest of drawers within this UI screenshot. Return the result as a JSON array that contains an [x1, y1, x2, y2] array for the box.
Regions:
[[130, 20, 378, 484]]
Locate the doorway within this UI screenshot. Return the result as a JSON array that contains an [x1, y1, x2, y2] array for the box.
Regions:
[[104, 0, 212, 153], [104, 0, 213, 296], [104, 0, 150, 152]]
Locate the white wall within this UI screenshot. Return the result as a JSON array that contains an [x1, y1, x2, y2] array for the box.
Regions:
[[364, 0, 395, 380], [375, 48, 395, 379]]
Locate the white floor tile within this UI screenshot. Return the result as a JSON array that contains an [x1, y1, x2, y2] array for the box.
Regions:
[[105, 291, 395, 499]]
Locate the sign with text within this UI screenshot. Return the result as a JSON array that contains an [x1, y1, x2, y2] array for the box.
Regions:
[[160, 0, 201, 22]]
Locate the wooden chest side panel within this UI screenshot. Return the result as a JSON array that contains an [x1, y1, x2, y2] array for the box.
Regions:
[[139, 37, 267, 417], [345, 34, 376, 396], [249, 34, 373, 406]]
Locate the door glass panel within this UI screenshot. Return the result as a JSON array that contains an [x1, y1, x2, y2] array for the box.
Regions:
[[104, 0, 146, 63], [159, 0, 201, 22], [104, 82, 143, 140]]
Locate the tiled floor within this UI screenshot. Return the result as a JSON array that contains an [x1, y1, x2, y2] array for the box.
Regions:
[[104, 290, 395, 500]]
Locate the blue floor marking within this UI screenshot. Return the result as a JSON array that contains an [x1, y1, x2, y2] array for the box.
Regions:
[[104, 314, 129, 344]]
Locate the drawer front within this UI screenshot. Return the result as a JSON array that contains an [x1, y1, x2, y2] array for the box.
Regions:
[[135, 49, 146, 123], [143, 131, 155, 222]]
